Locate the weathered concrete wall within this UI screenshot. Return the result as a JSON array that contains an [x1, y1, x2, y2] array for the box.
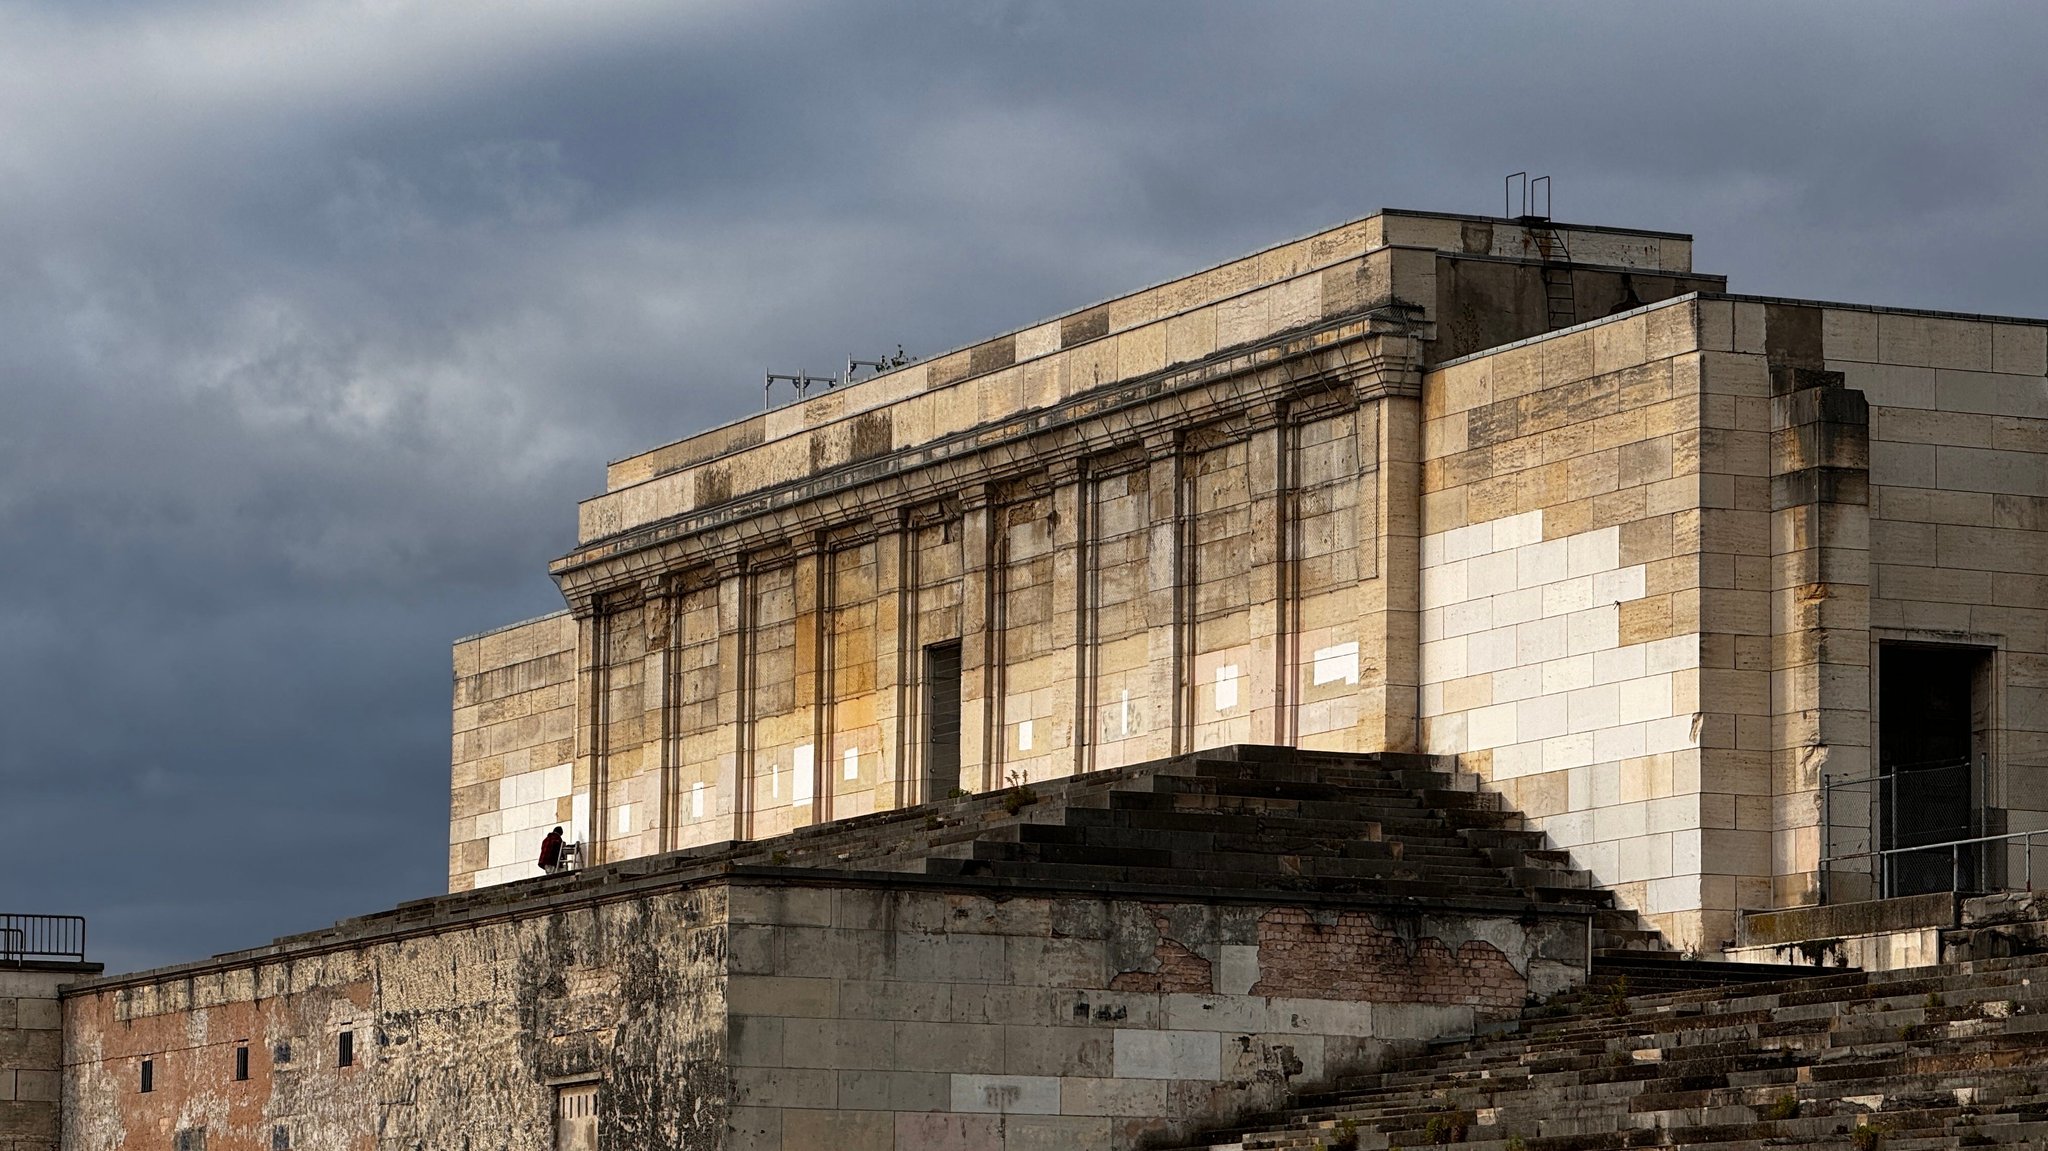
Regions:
[[62, 887, 729, 1151], [720, 881, 1585, 1151], [62, 869, 1588, 1151], [4, 967, 77, 1151], [451, 612, 580, 891]]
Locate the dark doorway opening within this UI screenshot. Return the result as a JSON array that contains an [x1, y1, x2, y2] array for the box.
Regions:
[[923, 641, 964, 800], [1878, 643, 1992, 895]]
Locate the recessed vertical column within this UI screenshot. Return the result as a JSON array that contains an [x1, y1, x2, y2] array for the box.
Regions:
[[1245, 410, 1292, 746], [1141, 433, 1188, 758], [958, 488, 998, 790], [641, 576, 677, 854], [1356, 332, 1426, 753], [1766, 309, 1872, 906], [1048, 460, 1093, 777], [792, 539, 826, 828], [571, 598, 607, 864], [723, 557, 753, 842]]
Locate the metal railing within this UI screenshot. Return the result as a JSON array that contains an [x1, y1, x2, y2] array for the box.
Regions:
[[1819, 757, 1982, 902], [1821, 827, 2048, 899], [1, 913, 87, 963]]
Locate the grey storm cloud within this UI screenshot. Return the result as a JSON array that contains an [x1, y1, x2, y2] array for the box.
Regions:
[[3, 0, 2046, 974]]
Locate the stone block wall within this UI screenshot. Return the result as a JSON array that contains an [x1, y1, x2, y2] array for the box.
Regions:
[[61, 872, 1588, 1151], [61, 886, 729, 1151], [1802, 304, 2048, 902], [1418, 298, 1729, 948], [719, 881, 1585, 1151], [450, 612, 580, 890], [454, 211, 1719, 894], [3, 968, 72, 1151]]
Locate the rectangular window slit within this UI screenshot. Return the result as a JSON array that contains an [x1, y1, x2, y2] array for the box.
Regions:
[[140, 1058, 154, 1093], [338, 1029, 354, 1068], [234, 1044, 249, 1081]]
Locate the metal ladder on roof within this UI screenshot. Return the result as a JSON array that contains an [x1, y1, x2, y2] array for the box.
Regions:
[[1506, 172, 1578, 331]]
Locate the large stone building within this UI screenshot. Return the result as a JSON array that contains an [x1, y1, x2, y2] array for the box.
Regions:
[[449, 207, 2044, 953], [25, 206, 2048, 1150]]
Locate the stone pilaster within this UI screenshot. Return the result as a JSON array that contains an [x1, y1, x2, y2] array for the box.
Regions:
[[1768, 342, 1873, 905]]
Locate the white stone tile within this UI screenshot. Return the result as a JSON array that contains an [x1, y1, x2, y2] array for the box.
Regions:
[[1514, 697, 1567, 743], [952, 1074, 1061, 1115], [1467, 550, 1519, 598], [1443, 522, 1491, 562], [1593, 724, 1647, 763], [1467, 627, 1519, 675], [1542, 732, 1595, 771], [1593, 645, 1647, 685], [544, 762, 574, 796], [1420, 607, 1444, 643], [1588, 760, 1624, 808], [1516, 539, 1569, 588], [1420, 532, 1444, 568], [1444, 599, 1493, 638], [1469, 703, 1520, 749], [1420, 560, 1467, 609], [1567, 684, 1620, 733], [1567, 527, 1621, 578], [1422, 712, 1467, 755], [1541, 653, 1596, 694], [1645, 796, 1699, 834], [1493, 742, 1544, 780], [474, 811, 501, 839], [1643, 875, 1698, 915], [1566, 605, 1620, 656], [1541, 576, 1595, 618], [1492, 664, 1543, 703], [1491, 587, 1543, 627], [1617, 832, 1673, 883], [1548, 810, 1595, 847], [1645, 714, 1697, 755], [1644, 635, 1698, 674], [1515, 617, 1568, 664], [1592, 565, 1647, 605], [1493, 510, 1544, 549], [1419, 682, 1444, 717], [1617, 674, 1674, 724], [1113, 1029, 1220, 1080], [1595, 802, 1649, 842], [1420, 639, 1467, 682], [1672, 829, 1704, 875]]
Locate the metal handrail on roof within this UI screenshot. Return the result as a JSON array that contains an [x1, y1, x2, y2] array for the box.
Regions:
[[1, 913, 87, 963]]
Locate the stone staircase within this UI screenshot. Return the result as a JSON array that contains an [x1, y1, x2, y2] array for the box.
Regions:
[[336, 746, 1662, 952], [1188, 952, 2048, 1150]]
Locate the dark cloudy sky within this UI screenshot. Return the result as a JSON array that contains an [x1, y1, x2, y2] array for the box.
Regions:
[[5, 1, 2046, 975]]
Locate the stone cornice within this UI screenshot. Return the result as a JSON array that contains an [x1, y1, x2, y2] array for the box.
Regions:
[[551, 307, 1416, 603]]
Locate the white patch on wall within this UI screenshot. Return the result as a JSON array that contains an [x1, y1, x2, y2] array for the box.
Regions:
[[615, 803, 633, 834], [843, 747, 860, 780], [792, 744, 814, 803], [1120, 690, 1132, 736], [1214, 665, 1240, 712], [1418, 506, 1698, 916], [1017, 720, 1034, 751], [571, 793, 590, 844], [690, 781, 706, 818], [1312, 642, 1360, 686]]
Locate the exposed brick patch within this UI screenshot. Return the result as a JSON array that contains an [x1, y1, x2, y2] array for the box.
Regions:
[[1249, 908, 1526, 1010], [1109, 909, 1214, 993]]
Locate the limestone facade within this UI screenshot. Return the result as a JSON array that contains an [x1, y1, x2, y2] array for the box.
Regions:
[[449, 208, 2045, 956], [449, 211, 1718, 888]]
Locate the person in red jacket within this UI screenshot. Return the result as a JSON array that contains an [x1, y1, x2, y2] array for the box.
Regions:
[[538, 826, 566, 873]]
